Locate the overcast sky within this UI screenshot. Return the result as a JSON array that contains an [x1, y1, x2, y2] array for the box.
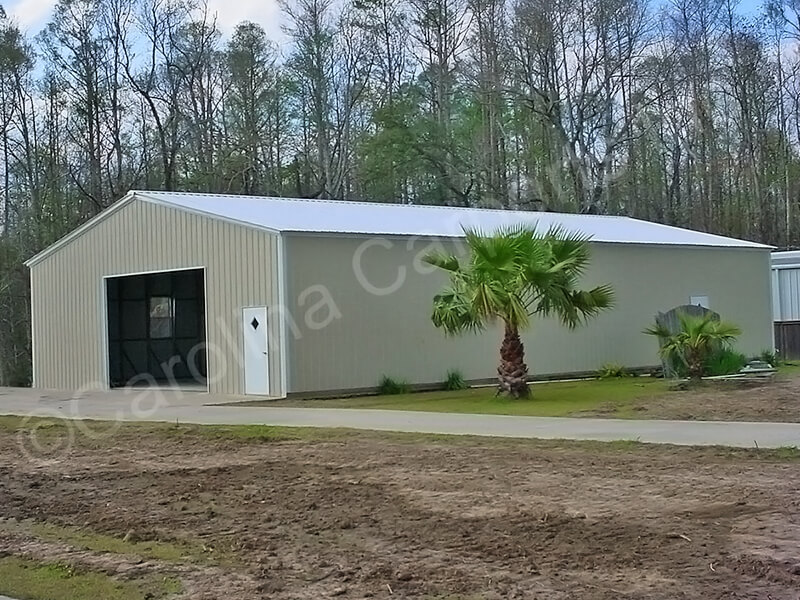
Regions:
[[5, 0, 287, 41], [2, 0, 766, 46]]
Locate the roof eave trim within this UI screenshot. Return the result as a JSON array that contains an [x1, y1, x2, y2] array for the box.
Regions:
[[279, 229, 772, 249], [623, 215, 773, 249], [134, 191, 282, 236], [24, 191, 139, 268]]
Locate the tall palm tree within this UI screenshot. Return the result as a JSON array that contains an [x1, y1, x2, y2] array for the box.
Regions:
[[644, 312, 742, 381], [424, 226, 614, 398]]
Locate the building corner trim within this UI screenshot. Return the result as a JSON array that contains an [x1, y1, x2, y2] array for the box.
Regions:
[[277, 234, 289, 398]]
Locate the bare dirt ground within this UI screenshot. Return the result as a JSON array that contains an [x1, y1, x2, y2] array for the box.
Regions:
[[611, 374, 800, 422], [1, 421, 799, 600]]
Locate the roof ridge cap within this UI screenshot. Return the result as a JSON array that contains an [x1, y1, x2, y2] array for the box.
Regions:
[[130, 190, 629, 221]]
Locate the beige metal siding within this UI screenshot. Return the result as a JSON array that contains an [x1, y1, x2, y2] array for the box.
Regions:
[[30, 199, 282, 395], [285, 235, 773, 393]]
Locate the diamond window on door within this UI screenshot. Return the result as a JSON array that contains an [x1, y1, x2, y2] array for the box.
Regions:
[[251, 317, 260, 330]]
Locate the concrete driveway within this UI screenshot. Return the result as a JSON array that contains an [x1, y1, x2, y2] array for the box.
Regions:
[[0, 386, 799, 448]]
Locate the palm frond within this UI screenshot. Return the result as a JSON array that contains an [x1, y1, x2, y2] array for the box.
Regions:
[[546, 233, 592, 278], [431, 288, 484, 335], [426, 225, 612, 335], [422, 251, 461, 273], [643, 322, 671, 339]]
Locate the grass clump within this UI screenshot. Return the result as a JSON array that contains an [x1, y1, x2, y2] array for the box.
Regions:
[[0, 416, 71, 434], [771, 445, 800, 460], [443, 369, 468, 391], [30, 522, 210, 564], [165, 423, 313, 443], [704, 348, 747, 376], [378, 375, 411, 395], [596, 363, 630, 379], [759, 349, 780, 367], [0, 519, 234, 566], [0, 556, 181, 600]]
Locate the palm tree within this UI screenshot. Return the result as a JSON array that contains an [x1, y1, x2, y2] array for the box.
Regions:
[[424, 226, 615, 398], [644, 312, 742, 381]]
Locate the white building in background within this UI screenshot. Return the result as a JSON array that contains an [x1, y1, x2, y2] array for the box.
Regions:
[[771, 251, 800, 358], [772, 251, 800, 320]]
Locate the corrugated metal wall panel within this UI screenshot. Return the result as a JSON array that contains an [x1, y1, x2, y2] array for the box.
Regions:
[[285, 237, 773, 393], [774, 268, 800, 322], [30, 199, 283, 395]]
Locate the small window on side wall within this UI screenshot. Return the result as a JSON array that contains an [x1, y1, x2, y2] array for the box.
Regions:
[[150, 297, 174, 339]]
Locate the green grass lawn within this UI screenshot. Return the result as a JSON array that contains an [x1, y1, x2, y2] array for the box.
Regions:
[[244, 362, 800, 418], [262, 377, 670, 417], [0, 557, 181, 600], [778, 361, 800, 376]]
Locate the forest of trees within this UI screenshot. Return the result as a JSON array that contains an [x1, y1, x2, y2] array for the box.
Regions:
[[0, 0, 798, 384]]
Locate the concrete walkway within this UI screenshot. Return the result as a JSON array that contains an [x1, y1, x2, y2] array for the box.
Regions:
[[0, 387, 799, 448]]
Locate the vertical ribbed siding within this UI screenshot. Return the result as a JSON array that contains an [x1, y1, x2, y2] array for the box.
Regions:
[[30, 199, 283, 395], [285, 235, 773, 394], [773, 267, 800, 321]]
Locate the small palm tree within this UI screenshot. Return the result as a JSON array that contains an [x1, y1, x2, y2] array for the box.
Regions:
[[644, 312, 742, 381], [424, 226, 614, 398]]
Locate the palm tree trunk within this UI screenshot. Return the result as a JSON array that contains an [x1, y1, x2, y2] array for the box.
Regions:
[[687, 350, 704, 382], [498, 323, 529, 398]]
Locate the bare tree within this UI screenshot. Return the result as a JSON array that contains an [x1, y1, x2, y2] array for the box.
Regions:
[[283, 0, 374, 198]]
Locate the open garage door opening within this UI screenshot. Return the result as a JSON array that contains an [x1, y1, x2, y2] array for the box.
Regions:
[[106, 268, 207, 389]]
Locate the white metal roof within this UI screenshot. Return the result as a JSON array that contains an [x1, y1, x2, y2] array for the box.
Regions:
[[137, 191, 769, 248], [25, 190, 771, 267], [772, 250, 800, 267]]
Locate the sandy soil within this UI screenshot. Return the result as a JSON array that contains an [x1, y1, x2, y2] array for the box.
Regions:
[[603, 375, 800, 422], [0, 425, 799, 599]]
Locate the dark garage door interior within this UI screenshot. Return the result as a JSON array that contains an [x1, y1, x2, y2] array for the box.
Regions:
[[106, 269, 207, 388]]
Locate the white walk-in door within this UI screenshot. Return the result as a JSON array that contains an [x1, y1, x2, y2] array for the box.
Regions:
[[243, 307, 270, 395]]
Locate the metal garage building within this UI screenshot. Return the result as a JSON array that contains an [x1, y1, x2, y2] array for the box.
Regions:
[[26, 191, 774, 397]]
